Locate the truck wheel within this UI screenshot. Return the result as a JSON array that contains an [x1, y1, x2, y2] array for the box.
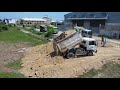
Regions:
[[87, 51, 93, 56], [75, 48, 86, 56], [67, 52, 75, 59]]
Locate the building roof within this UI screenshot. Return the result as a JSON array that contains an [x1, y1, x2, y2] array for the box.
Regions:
[[21, 18, 47, 21], [66, 12, 109, 20]]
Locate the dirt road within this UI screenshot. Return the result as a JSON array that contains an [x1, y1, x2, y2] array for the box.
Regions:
[[19, 37, 120, 78]]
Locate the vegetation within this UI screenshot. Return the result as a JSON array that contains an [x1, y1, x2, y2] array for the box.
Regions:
[[0, 23, 8, 32], [0, 72, 25, 78], [79, 63, 120, 78], [6, 59, 23, 70], [0, 24, 50, 78], [0, 26, 48, 46]]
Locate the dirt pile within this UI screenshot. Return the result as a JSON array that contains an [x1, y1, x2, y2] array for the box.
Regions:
[[19, 33, 120, 78], [64, 30, 76, 36], [19, 40, 120, 78]]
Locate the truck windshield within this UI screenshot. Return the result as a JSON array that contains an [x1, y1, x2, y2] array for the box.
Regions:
[[89, 41, 96, 45], [88, 31, 92, 35]]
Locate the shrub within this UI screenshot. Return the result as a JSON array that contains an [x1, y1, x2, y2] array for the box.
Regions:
[[0, 26, 2, 32], [8, 24, 12, 27], [44, 27, 55, 38], [0, 24, 8, 32], [2, 25, 8, 31], [44, 31, 53, 38]]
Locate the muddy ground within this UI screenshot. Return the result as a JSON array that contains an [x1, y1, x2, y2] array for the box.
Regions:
[[19, 37, 120, 78]]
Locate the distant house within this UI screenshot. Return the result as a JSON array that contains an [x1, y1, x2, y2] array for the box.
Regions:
[[20, 18, 47, 26], [8, 19, 17, 25], [2, 19, 17, 25], [3, 19, 9, 24], [64, 12, 120, 39]]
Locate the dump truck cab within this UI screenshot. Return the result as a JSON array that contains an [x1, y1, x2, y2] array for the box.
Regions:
[[80, 37, 97, 55]]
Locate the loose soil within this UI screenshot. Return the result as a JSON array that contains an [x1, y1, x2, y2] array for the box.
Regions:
[[19, 34, 120, 78]]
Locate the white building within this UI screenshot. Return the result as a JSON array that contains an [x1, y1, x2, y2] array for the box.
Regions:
[[21, 18, 47, 25], [8, 19, 17, 24]]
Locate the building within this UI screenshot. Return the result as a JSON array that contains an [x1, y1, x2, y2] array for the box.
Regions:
[[64, 12, 120, 38], [2, 19, 17, 25], [8, 19, 17, 25], [20, 18, 47, 26]]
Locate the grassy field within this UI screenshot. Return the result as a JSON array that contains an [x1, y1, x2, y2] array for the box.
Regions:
[[0, 26, 48, 46], [0, 72, 25, 78], [0, 25, 49, 78], [6, 59, 23, 70], [79, 63, 120, 78]]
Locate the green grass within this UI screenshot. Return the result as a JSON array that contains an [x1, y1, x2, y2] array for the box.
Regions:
[[6, 59, 22, 70], [0, 26, 48, 46], [0, 72, 25, 78], [79, 63, 120, 78]]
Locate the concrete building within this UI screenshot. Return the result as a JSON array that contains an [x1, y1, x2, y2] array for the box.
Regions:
[[64, 12, 120, 39]]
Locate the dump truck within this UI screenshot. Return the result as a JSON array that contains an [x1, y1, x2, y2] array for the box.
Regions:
[[53, 30, 97, 59]]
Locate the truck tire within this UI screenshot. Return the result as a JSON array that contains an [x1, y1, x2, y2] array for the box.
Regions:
[[75, 48, 86, 56], [87, 51, 93, 56], [67, 52, 75, 59]]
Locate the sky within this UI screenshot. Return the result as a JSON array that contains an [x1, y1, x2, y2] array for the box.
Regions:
[[0, 12, 70, 21]]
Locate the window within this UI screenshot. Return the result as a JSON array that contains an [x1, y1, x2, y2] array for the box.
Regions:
[[89, 41, 96, 45], [82, 40, 86, 44], [81, 14, 85, 18], [73, 15, 77, 18], [88, 31, 92, 35], [89, 14, 94, 18]]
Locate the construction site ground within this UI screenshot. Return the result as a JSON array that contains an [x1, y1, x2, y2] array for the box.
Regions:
[[19, 34, 120, 78]]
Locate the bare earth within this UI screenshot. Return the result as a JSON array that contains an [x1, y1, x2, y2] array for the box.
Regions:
[[19, 37, 120, 78], [0, 42, 30, 64], [0, 42, 30, 73]]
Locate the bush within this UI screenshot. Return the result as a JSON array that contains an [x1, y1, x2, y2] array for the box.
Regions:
[[8, 24, 12, 27], [44, 27, 55, 38], [0, 23, 8, 32], [2, 25, 8, 31], [44, 31, 53, 38], [0, 26, 2, 32]]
